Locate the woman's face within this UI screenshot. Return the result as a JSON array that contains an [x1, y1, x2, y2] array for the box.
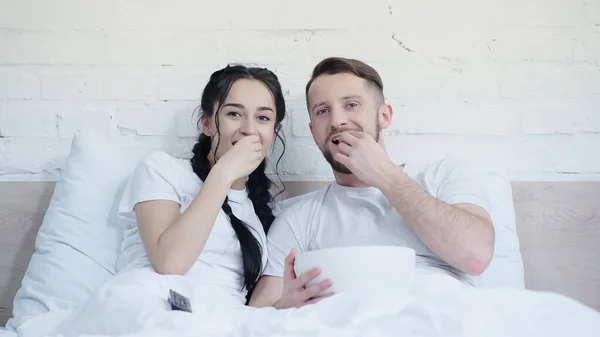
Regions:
[[203, 78, 277, 164]]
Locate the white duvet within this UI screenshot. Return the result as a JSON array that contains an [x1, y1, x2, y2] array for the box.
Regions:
[[13, 267, 600, 337]]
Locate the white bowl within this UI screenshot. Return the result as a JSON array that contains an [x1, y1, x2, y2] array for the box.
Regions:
[[294, 245, 416, 299]]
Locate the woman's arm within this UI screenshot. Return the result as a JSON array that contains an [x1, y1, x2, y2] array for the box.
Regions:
[[135, 168, 231, 275]]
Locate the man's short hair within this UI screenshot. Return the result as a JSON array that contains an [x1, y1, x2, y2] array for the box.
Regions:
[[305, 57, 385, 108]]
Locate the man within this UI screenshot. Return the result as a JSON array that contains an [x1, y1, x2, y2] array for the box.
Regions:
[[249, 57, 495, 309]]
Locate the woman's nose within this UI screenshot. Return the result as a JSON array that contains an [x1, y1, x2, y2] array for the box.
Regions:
[[240, 120, 258, 136]]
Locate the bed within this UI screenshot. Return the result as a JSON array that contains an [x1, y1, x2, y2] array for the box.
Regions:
[[2, 181, 600, 322], [1, 132, 599, 335]]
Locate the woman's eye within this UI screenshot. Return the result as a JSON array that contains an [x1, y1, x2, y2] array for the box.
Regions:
[[227, 111, 241, 117], [347, 102, 358, 108], [258, 116, 271, 121]]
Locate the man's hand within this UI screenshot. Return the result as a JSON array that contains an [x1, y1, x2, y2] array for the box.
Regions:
[[273, 249, 334, 309], [333, 131, 398, 189]]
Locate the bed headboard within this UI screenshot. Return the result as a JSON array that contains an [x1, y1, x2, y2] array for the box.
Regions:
[[1, 181, 599, 326]]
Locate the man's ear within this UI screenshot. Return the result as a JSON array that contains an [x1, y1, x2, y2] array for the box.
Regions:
[[379, 104, 393, 129]]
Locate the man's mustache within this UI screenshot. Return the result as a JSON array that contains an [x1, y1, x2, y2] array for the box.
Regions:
[[328, 127, 363, 143]]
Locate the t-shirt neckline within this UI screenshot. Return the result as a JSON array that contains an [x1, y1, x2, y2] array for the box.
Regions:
[[227, 187, 248, 200], [331, 181, 381, 197]]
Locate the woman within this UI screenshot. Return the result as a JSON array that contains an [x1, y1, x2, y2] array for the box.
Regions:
[[116, 64, 287, 305], [35, 65, 287, 336]]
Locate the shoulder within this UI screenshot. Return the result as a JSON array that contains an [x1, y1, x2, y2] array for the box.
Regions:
[[411, 155, 485, 187], [133, 151, 195, 181], [412, 155, 502, 214], [136, 151, 188, 173], [118, 151, 191, 217], [267, 185, 331, 244], [125, 150, 200, 201], [419, 155, 472, 177], [272, 185, 332, 221]]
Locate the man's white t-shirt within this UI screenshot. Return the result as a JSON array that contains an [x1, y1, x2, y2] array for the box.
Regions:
[[264, 158, 492, 286], [116, 151, 268, 302]]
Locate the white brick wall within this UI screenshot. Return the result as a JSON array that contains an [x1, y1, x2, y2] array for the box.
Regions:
[[1, 0, 599, 181]]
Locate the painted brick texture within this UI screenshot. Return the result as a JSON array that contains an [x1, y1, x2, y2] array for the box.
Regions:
[[1, 0, 599, 181]]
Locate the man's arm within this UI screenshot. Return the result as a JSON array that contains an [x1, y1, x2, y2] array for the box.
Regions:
[[248, 206, 333, 309], [250, 249, 332, 309], [378, 166, 494, 276], [333, 131, 495, 276]]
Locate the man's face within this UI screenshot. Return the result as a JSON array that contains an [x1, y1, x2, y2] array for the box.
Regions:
[[307, 72, 389, 174]]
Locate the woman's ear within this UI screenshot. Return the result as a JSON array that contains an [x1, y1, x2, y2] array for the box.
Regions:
[[201, 116, 211, 136]]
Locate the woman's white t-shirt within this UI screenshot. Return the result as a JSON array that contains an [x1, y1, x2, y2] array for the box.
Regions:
[[116, 151, 268, 302]]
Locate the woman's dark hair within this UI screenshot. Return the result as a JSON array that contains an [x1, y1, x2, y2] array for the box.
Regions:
[[190, 64, 286, 302]]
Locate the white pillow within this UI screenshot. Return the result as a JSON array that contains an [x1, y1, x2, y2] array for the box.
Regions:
[[6, 131, 142, 331], [474, 158, 525, 288]]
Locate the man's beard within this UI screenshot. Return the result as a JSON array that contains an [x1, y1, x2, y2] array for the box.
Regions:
[[322, 122, 380, 175]]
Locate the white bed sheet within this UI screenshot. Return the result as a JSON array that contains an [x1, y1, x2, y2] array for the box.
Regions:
[[13, 267, 600, 337], [0, 326, 16, 337]]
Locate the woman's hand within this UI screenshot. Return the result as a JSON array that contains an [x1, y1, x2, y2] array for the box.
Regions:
[[214, 135, 264, 185]]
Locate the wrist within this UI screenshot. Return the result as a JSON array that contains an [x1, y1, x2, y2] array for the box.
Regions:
[[207, 162, 234, 188], [376, 161, 406, 191], [378, 163, 410, 195]]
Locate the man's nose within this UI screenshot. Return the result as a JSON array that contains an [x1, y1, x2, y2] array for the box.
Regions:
[[329, 108, 348, 129]]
